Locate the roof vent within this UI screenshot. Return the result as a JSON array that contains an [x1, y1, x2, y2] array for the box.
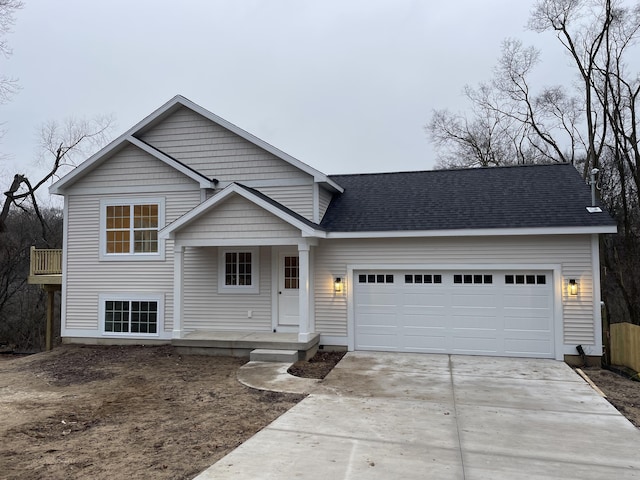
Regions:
[[587, 168, 602, 213]]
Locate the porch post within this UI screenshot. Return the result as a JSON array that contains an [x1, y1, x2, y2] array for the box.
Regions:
[[173, 245, 184, 339], [298, 242, 312, 342]]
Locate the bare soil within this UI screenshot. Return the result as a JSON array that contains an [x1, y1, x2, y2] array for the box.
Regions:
[[0, 345, 304, 480], [1, 347, 638, 479], [581, 366, 640, 427], [288, 350, 346, 379]]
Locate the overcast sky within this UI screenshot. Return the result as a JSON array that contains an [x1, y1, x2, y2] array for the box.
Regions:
[[1, 0, 572, 193]]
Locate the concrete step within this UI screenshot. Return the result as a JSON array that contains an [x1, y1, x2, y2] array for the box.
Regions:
[[250, 349, 299, 363]]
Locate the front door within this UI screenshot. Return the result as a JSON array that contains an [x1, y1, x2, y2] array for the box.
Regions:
[[278, 252, 299, 327]]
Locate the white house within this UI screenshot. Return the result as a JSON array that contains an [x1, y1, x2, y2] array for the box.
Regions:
[[49, 95, 617, 363]]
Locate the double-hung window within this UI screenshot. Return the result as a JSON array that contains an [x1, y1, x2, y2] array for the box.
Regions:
[[101, 198, 165, 260], [218, 248, 259, 293]]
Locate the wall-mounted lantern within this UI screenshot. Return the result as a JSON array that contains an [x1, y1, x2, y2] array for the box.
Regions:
[[334, 277, 343, 293], [568, 279, 578, 296]]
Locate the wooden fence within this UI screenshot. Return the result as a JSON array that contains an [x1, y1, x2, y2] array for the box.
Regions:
[[610, 322, 640, 372]]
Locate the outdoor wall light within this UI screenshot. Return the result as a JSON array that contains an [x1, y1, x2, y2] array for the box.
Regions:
[[334, 277, 343, 293], [568, 279, 578, 296]]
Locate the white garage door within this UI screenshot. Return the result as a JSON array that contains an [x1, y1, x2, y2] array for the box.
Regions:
[[354, 270, 554, 358]]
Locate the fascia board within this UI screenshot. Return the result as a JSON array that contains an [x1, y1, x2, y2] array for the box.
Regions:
[[50, 95, 187, 195], [49, 134, 130, 195], [160, 184, 320, 239], [126, 136, 215, 188], [325, 225, 618, 239]]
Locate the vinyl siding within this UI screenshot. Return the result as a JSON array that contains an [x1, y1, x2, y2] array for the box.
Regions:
[[138, 107, 311, 183], [64, 189, 201, 334], [318, 187, 333, 221], [313, 235, 595, 345], [177, 194, 302, 241], [182, 246, 272, 332], [255, 184, 314, 221], [68, 143, 196, 190]]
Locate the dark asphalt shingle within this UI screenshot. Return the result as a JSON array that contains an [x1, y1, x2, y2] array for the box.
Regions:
[[321, 163, 617, 232]]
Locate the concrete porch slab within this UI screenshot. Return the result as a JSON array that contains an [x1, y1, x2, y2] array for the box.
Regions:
[[171, 331, 319, 358]]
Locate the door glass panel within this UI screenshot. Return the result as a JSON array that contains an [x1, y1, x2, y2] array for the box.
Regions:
[[284, 256, 299, 289]]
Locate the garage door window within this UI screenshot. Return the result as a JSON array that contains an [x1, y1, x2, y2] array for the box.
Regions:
[[505, 274, 546, 285], [454, 274, 493, 284], [358, 274, 394, 284], [405, 274, 442, 284]]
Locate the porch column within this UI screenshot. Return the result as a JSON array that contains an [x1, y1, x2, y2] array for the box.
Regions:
[[173, 245, 184, 339], [298, 242, 312, 342]]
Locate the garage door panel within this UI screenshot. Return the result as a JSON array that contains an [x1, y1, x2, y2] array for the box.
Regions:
[[402, 335, 448, 352], [504, 316, 552, 331], [504, 294, 551, 310], [402, 311, 447, 327], [451, 293, 498, 308], [357, 315, 397, 328], [452, 336, 499, 354], [354, 270, 554, 358], [357, 333, 399, 351], [401, 292, 447, 306], [504, 338, 552, 356]]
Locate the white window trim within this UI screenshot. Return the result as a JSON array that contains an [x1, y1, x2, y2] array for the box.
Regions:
[[218, 248, 260, 294], [99, 293, 165, 337], [99, 197, 166, 261]]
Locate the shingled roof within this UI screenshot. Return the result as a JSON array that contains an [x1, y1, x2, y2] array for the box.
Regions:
[[321, 163, 617, 232]]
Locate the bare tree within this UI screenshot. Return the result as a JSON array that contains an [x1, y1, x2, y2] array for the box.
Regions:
[[0, 115, 113, 242], [427, 0, 640, 326], [0, 0, 23, 104]]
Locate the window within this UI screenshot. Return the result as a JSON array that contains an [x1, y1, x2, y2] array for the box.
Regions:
[[219, 249, 259, 293], [101, 198, 165, 260], [404, 274, 442, 284], [454, 273, 493, 284], [100, 294, 163, 336], [284, 256, 299, 289], [358, 273, 394, 284], [505, 274, 547, 285]]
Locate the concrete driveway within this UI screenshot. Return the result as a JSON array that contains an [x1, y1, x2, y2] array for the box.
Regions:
[[196, 352, 640, 479]]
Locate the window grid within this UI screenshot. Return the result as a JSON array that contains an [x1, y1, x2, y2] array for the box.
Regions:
[[225, 252, 253, 286], [404, 274, 443, 284], [106, 203, 159, 254], [505, 274, 547, 285], [358, 274, 394, 284], [454, 274, 493, 284], [105, 300, 157, 334], [284, 256, 299, 289]]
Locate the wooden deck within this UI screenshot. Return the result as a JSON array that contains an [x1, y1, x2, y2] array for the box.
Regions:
[[27, 247, 62, 286], [172, 331, 321, 360]]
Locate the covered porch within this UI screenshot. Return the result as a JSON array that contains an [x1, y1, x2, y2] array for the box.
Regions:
[[160, 183, 327, 357]]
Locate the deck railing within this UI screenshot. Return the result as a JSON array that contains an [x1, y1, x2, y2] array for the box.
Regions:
[[29, 247, 63, 276]]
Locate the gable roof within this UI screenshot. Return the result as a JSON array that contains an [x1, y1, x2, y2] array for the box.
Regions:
[[159, 183, 324, 240], [50, 95, 343, 195], [321, 163, 617, 234]]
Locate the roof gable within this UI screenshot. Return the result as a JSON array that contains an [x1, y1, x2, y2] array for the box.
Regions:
[[160, 183, 323, 240], [322, 164, 617, 233], [51, 95, 343, 195]]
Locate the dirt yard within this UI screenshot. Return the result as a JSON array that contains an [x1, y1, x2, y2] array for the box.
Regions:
[[1, 347, 638, 480], [0, 345, 304, 480], [582, 366, 640, 427]]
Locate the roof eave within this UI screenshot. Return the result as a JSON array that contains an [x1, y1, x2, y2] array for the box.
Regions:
[[324, 225, 618, 239]]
